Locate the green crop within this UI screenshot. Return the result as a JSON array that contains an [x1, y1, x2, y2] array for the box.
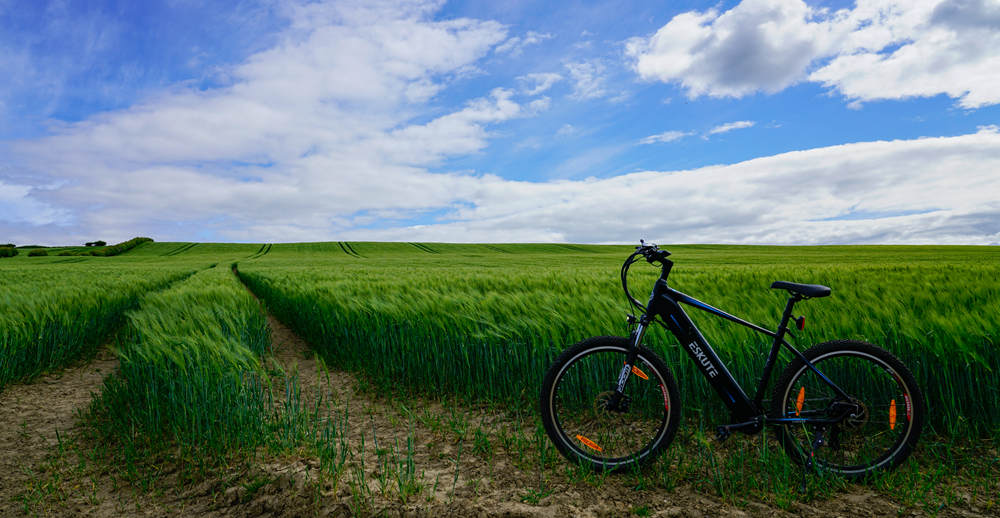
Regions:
[[91, 265, 275, 457], [0, 261, 195, 389], [0, 241, 261, 391], [239, 243, 1000, 438]]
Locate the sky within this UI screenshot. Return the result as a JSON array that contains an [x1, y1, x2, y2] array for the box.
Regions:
[[1, 0, 999, 246]]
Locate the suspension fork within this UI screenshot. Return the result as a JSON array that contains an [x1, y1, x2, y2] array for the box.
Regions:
[[612, 314, 650, 403]]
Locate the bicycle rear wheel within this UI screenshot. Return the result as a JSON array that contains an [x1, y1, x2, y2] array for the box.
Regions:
[[770, 340, 924, 479], [540, 336, 680, 472]]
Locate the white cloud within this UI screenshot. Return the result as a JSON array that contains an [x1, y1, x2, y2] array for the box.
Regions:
[[0, 181, 68, 226], [342, 129, 1000, 245], [708, 120, 755, 135], [565, 61, 608, 100], [495, 31, 552, 56], [379, 88, 525, 165], [556, 124, 577, 137], [527, 96, 551, 113], [5, 0, 517, 244], [517, 72, 562, 95], [639, 130, 692, 144], [810, 0, 1000, 108], [627, 0, 1000, 108], [627, 0, 825, 98]]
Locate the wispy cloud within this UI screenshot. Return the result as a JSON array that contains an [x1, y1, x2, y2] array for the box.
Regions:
[[517, 72, 562, 95], [495, 31, 552, 56], [639, 130, 692, 144], [707, 120, 755, 135], [565, 60, 608, 100], [556, 124, 577, 137]]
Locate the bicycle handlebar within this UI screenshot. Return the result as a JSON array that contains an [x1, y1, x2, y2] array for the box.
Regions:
[[622, 240, 672, 313], [635, 240, 671, 264]]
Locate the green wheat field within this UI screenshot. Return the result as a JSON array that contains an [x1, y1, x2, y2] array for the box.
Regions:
[[2, 239, 998, 514]]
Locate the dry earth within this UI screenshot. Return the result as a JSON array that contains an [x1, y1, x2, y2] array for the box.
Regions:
[[1, 311, 995, 517]]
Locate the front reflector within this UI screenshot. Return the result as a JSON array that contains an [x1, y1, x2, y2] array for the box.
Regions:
[[795, 386, 805, 416], [889, 399, 897, 430]]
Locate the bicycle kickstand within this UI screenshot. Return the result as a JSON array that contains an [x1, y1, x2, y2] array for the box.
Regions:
[[800, 427, 827, 493]]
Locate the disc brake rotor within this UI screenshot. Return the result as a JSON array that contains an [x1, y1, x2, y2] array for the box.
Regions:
[[594, 390, 630, 417], [842, 398, 870, 430]]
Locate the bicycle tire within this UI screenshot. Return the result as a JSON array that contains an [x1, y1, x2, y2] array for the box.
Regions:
[[770, 340, 924, 479], [540, 336, 680, 472]]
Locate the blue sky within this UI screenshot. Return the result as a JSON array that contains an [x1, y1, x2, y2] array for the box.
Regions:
[[2, 0, 999, 245]]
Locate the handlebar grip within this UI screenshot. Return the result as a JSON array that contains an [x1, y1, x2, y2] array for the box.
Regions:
[[643, 248, 671, 263]]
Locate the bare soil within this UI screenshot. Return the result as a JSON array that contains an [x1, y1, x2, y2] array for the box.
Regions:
[[2, 313, 995, 517], [0, 348, 125, 515]]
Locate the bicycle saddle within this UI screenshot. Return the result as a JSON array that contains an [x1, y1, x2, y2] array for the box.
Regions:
[[770, 281, 831, 298]]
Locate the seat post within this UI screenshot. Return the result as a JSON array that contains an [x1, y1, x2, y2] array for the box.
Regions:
[[752, 294, 803, 408], [776, 295, 801, 338]]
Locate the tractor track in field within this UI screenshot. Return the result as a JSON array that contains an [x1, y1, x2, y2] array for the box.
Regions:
[[408, 242, 439, 254], [337, 242, 361, 258], [248, 243, 272, 259], [162, 243, 198, 256]]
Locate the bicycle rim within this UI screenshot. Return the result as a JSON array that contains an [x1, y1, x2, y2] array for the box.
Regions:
[[779, 350, 917, 475], [548, 345, 672, 468]]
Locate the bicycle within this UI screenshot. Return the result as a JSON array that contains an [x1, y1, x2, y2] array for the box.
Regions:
[[539, 241, 924, 479]]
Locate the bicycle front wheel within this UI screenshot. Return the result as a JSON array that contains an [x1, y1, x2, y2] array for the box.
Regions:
[[540, 336, 680, 472], [770, 340, 925, 479]]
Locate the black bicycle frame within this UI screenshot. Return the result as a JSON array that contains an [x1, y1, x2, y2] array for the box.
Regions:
[[627, 259, 852, 430]]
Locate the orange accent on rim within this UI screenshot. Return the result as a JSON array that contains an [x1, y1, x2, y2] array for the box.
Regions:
[[795, 386, 805, 416], [576, 434, 603, 452], [889, 399, 897, 430]]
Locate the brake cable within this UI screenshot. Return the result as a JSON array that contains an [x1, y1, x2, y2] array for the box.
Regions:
[[620, 249, 648, 313]]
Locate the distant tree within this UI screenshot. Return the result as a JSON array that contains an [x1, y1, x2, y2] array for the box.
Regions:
[[1, 243, 14, 248], [85, 241, 107, 247], [0, 246, 17, 258], [89, 237, 152, 257], [28, 249, 48, 257]]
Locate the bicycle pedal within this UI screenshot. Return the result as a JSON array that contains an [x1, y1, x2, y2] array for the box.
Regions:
[[715, 426, 731, 442]]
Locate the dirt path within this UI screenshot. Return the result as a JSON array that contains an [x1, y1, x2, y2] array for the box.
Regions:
[[0, 348, 119, 515]]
